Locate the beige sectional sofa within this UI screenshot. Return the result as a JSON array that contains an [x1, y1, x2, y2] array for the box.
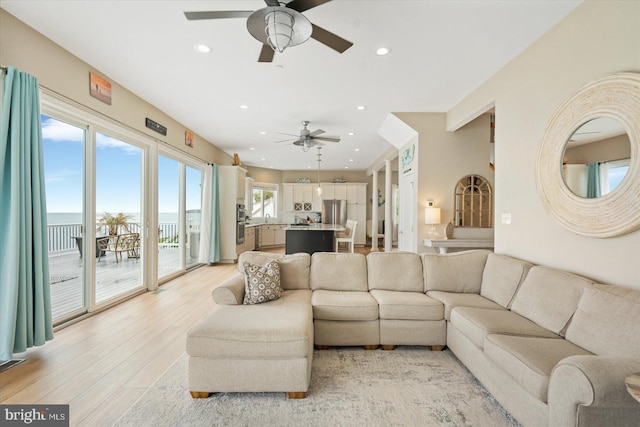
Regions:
[[186, 250, 640, 426]]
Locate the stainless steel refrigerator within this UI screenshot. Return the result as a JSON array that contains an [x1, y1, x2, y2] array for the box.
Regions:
[[322, 200, 347, 226]]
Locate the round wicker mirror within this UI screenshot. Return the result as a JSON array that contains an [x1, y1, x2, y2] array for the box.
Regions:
[[536, 72, 640, 238]]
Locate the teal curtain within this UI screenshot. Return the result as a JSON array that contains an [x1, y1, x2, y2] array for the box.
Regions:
[[208, 164, 221, 263], [586, 161, 601, 199], [0, 66, 53, 360]]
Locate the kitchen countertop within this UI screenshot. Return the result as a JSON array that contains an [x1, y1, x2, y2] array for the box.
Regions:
[[245, 223, 286, 228], [285, 224, 345, 232]]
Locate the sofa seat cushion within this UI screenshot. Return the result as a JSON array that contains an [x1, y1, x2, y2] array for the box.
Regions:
[[370, 290, 443, 321], [312, 290, 378, 321], [427, 291, 505, 320], [484, 335, 593, 402], [450, 306, 560, 349], [187, 290, 312, 359]]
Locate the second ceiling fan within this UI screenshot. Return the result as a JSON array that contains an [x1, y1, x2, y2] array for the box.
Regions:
[[275, 121, 340, 151], [184, 0, 353, 62]]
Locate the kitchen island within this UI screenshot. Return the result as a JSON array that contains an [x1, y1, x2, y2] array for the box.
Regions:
[[285, 224, 345, 255]]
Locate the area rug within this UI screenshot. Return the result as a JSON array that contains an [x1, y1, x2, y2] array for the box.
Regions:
[[115, 347, 521, 427]]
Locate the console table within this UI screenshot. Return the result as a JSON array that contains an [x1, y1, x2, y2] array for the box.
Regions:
[[423, 238, 494, 254]]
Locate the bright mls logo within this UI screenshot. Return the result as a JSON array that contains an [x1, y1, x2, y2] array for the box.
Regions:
[[1, 405, 69, 426]]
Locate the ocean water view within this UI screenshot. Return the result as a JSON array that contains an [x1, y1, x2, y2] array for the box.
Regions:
[[47, 212, 200, 225]]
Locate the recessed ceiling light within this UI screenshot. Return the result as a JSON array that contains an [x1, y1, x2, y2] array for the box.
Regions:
[[250, 147, 256, 151], [349, 159, 354, 162], [307, 166, 312, 169], [375, 47, 391, 56], [345, 166, 349, 169], [356, 105, 366, 110], [261, 157, 266, 161], [259, 131, 267, 135], [194, 44, 211, 53], [240, 105, 249, 109], [348, 132, 355, 136], [355, 148, 361, 152]]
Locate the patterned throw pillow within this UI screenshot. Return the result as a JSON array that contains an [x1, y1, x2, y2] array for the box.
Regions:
[[243, 260, 282, 305]]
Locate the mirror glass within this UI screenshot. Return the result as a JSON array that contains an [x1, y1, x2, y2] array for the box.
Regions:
[[454, 175, 492, 228], [562, 117, 631, 198]]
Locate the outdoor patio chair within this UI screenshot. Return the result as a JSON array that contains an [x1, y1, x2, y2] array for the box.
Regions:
[[97, 233, 140, 263]]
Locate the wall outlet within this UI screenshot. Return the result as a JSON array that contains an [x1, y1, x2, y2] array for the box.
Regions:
[[501, 213, 512, 225]]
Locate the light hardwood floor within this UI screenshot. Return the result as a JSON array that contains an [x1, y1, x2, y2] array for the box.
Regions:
[[0, 247, 377, 426]]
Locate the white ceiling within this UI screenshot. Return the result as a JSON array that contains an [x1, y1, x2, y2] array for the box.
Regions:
[[2, 0, 581, 171]]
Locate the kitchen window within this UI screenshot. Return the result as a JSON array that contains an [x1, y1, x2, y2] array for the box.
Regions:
[[252, 183, 278, 218]]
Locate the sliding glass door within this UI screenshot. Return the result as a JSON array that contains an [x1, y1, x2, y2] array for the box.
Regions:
[[42, 94, 204, 324], [158, 154, 203, 281], [94, 132, 145, 304], [42, 115, 87, 321]]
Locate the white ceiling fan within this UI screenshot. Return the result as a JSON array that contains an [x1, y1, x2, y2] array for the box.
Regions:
[[275, 121, 340, 151]]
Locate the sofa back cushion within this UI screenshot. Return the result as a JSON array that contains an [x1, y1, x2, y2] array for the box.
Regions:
[[367, 252, 423, 292], [310, 252, 368, 291], [480, 253, 533, 308], [422, 250, 490, 293], [565, 283, 640, 357], [510, 266, 593, 336], [238, 251, 311, 290]]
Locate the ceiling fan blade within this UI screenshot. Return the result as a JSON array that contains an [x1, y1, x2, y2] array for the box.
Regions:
[[274, 138, 297, 143], [309, 129, 325, 137], [263, 0, 280, 6], [258, 44, 275, 62], [313, 136, 340, 142], [311, 24, 353, 53], [184, 11, 252, 20], [275, 132, 300, 137], [286, 0, 332, 13]]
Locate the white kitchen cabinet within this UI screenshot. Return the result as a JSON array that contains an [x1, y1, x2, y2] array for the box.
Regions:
[[261, 225, 275, 246], [284, 183, 315, 211], [334, 184, 347, 200], [245, 177, 255, 214], [311, 186, 322, 211], [274, 225, 286, 245], [321, 184, 334, 200], [245, 226, 256, 252], [283, 184, 294, 211]]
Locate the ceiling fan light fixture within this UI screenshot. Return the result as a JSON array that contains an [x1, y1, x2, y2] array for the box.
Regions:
[[247, 6, 312, 54], [265, 9, 294, 53]]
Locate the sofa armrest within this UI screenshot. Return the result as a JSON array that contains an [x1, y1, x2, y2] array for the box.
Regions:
[[211, 274, 245, 305], [549, 355, 640, 426]]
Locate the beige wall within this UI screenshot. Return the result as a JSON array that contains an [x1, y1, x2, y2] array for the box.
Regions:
[[447, 1, 640, 289], [0, 9, 232, 165], [395, 113, 494, 248]]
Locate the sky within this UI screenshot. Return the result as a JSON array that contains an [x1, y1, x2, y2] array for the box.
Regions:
[[42, 115, 202, 214]]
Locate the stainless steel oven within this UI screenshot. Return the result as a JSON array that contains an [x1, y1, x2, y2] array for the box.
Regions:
[[236, 221, 245, 244], [236, 204, 246, 244], [236, 204, 246, 222]]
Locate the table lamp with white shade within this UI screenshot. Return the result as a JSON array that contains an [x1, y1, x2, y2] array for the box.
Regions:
[[425, 202, 441, 239]]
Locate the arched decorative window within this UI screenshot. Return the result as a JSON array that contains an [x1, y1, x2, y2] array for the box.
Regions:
[[454, 175, 492, 228]]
